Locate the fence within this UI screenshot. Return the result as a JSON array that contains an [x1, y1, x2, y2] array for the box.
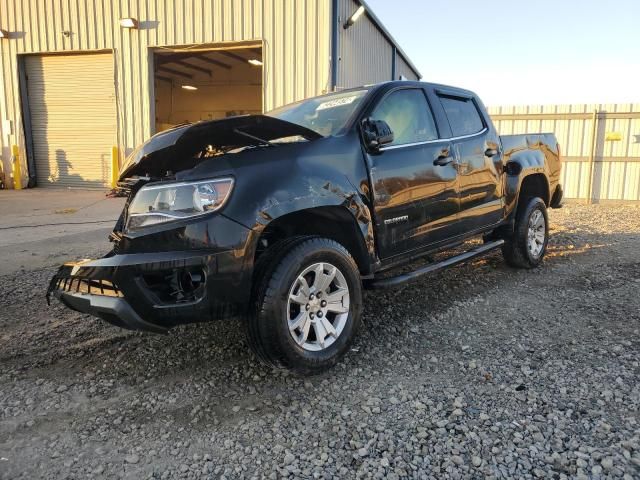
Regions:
[[488, 104, 640, 203]]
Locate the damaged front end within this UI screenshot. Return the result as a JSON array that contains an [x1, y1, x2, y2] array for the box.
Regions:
[[46, 251, 223, 333], [46, 261, 165, 333], [118, 114, 322, 180], [47, 115, 320, 332]]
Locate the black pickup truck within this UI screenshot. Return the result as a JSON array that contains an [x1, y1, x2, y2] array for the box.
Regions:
[[48, 81, 562, 374]]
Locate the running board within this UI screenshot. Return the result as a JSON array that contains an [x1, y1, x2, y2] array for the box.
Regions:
[[366, 240, 504, 289]]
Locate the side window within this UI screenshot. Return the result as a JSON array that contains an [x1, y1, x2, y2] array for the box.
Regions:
[[438, 95, 484, 137], [371, 89, 438, 146]]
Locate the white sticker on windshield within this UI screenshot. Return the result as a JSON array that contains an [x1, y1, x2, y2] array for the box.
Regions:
[[316, 96, 358, 111]]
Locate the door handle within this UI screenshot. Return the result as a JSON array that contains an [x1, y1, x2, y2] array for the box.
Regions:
[[484, 148, 499, 157], [434, 154, 454, 166]]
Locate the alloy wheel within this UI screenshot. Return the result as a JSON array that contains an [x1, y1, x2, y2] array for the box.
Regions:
[[286, 262, 350, 352], [527, 209, 546, 258]]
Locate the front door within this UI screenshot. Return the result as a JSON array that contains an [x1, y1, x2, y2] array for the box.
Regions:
[[365, 87, 459, 259], [436, 93, 504, 233]]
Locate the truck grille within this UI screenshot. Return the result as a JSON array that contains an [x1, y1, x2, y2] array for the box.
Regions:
[[49, 274, 123, 298]]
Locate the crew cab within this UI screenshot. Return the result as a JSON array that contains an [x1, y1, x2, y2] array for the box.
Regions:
[[48, 81, 563, 374]]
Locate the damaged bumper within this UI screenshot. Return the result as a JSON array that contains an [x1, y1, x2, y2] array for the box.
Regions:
[[47, 216, 256, 332], [48, 275, 166, 333]]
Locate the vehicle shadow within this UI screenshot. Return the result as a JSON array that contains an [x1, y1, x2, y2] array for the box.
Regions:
[[3, 221, 637, 356], [1, 228, 638, 438], [5, 228, 631, 375]]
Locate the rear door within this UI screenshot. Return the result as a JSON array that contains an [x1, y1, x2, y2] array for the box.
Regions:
[[436, 92, 504, 233], [364, 87, 459, 259]]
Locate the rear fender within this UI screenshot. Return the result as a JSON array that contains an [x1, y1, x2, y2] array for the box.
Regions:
[[504, 150, 549, 218]]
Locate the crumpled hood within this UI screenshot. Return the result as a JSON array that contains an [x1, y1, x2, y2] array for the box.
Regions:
[[119, 115, 323, 180]]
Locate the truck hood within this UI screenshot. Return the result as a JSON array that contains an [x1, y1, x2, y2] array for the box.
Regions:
[[119, 115, 323, 180]]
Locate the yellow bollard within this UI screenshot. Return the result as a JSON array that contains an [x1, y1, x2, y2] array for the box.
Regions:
[[111, 146, 119, 188], [11, 145, 22, 190]]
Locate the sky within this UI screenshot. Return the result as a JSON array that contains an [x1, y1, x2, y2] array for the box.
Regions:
[[364, 0, 640, 106]]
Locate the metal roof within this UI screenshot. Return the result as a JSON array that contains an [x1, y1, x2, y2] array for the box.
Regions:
[[357, 0, 422, 79]]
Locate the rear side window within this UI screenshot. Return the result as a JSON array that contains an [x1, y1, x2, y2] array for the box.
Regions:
[[371, 89, 438, 146], [438, 95, 484, 137]]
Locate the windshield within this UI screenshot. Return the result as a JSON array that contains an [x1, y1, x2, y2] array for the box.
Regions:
[[266, 89, 368, 137]]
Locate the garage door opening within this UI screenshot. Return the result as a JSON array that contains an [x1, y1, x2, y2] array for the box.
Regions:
[[153, 45, 263, 133]]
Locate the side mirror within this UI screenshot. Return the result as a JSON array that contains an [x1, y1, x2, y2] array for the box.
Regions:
[[362, 118, 394, 151]]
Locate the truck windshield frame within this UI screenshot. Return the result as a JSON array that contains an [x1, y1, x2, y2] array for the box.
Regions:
[[266, 89, 369, 137]]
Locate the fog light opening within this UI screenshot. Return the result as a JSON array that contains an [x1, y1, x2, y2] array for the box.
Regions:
[[143, 268, 206, 304], [179, 269, 205, 295]]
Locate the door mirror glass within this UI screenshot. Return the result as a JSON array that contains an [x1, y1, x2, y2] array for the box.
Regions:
[[362, 118, 394, 151]]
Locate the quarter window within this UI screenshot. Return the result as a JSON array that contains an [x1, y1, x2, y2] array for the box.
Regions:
[[371, 89, 438, 146], [438, 95, 484, 137]]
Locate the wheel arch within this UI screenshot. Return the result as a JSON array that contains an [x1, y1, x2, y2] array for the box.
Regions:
[[503, 142, 549, 212], [254, 205, 374, 275], [501, 171, 551, 236], [518, 173, 550, 207]]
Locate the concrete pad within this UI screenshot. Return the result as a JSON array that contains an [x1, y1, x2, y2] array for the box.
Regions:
[[0, 188, 125, 246], [0, 227, 114, 275], [0, 188, 125, 274]]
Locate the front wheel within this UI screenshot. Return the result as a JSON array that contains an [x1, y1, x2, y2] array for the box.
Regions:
[[247, 237, 362, 375], [502, 197, 549, 268]]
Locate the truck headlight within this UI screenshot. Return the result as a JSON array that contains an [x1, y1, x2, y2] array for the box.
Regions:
[[127, 178, 234, 229]]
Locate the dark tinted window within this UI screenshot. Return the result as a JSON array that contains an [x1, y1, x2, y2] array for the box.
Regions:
[[439, 95, 484, 136], [371, 89, 438, 146]]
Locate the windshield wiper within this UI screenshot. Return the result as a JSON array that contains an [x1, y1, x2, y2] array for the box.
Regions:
[[233, 128, 277, 147]]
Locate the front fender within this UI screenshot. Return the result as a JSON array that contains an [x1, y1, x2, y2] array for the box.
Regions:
[[257, 179, 375, 259], [216, 134, 376, 268]]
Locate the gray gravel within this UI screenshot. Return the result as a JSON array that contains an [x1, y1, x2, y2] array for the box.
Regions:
[[1, 204, 639, 479]]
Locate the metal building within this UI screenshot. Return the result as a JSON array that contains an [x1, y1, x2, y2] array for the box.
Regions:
[[0, 0, 420, 189]]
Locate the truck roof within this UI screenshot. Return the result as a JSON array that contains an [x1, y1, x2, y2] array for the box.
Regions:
[[330, 81, 478, 101], [364, 81, 478, 98]]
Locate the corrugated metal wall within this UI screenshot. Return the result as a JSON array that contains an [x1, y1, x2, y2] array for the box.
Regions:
[[395, 54, 419, 81], [0, 0, 331, 188], [488, 104, 640, 202], [337, 0, 393, 88]]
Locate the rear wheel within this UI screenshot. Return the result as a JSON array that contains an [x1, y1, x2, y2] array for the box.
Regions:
[[247, 237, 362, 375], [502, 197, 548, 268]]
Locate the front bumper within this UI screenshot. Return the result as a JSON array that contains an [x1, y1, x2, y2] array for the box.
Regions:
[[52, 285, 167, 333], [47, 249, 252, 332], [47, 215, 257, 332]]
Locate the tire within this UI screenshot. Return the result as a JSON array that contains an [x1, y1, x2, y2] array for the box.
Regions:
[[502, 197, 549, 269], [247, 236, 362, 375]]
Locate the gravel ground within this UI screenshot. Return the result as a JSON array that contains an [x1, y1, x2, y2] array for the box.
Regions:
[[1, 204, 639, 479]]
